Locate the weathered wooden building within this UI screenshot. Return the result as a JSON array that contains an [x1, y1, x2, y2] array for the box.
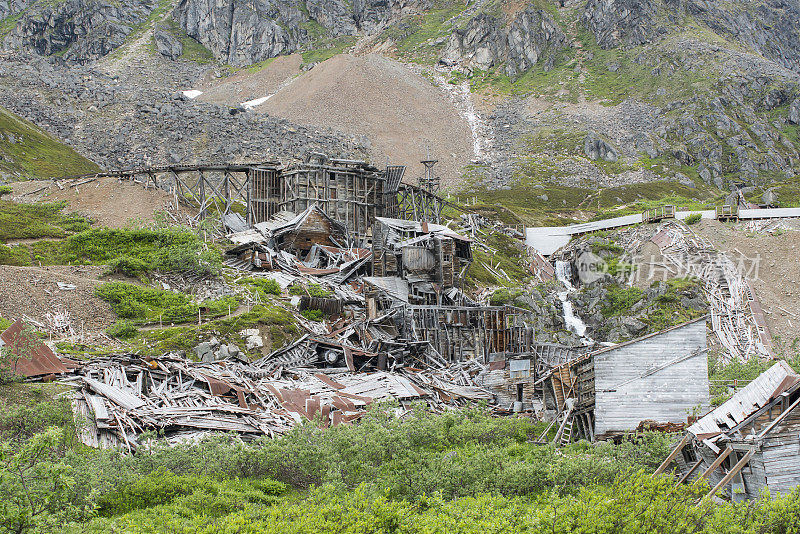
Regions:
[[478, 343, 586, 410], [547, 317, 709, 442], [251, 155, 390, 240], [662, 361, 800, 501], [371, 217, 472, 305], [403, 305, 535, 362]]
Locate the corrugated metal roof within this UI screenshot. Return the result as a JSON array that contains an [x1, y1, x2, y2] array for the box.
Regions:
[[0, 320, 67, 377], [363, 276, 409, 303], [688, 361, 799, 437]]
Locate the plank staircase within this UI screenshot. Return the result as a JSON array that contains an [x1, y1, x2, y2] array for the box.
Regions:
[[560, 414, 574, 446]]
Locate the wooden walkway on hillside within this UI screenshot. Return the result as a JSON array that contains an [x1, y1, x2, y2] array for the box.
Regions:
[[527, 208, 800, 255]]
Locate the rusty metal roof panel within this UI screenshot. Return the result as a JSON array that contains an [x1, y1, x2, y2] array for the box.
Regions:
[[0, 320, 67, 378]]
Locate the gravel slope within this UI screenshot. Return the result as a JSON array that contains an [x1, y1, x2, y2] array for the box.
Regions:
[[254, 54, 474, 187]]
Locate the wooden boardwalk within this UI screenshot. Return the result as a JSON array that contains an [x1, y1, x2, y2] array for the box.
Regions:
[[527, 208, 800, 255]]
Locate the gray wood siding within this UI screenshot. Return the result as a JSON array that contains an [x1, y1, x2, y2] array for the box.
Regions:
[[762, 411, 800, 495], [594, 321, 709, 436]]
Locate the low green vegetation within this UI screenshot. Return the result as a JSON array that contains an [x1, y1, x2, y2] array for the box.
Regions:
[[0, 200, 91, 242], [105, 320, 139, 340], [601, 286, 645, 317], [96, 281, 239, 325], [300, 309, 324, 322], [4, 395, 800, 533], [685, 213, 703, 225], [0, 227, 222, 276], [641, 278, 707, 331], [239, 278, 281, 300], [289, 283, 332, 298], [0, 106, 101, 180], [380, 0, 468, 64], [300, 36, 356, 67], [131, 303, 297, 357], [467, 231, 530, 287], [458, 173, 719, 226]]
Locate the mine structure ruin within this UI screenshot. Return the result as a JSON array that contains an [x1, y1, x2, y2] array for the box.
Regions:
[[69, 153, 447, 241]]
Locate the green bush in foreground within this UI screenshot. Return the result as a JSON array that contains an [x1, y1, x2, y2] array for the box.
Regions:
[[685, 213, 703, 225], [5, 401, 800, 533]]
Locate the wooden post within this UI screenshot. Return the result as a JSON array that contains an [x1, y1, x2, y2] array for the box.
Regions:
[[701, 449, 755, 502], [653, 434, 690, 476], [698, 447, 733, 481], [677, 458, 704, 485]]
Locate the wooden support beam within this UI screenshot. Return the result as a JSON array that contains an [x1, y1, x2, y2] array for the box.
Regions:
[[701, 449, 755, 502], [676, 458, 704, 485], [653, 434, 690, 476], [698, 447, 733, 481], [758, 396, 800, 438]]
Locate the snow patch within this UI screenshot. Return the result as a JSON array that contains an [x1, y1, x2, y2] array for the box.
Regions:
[[182, 90, 204, 99], [241, 95, 273, 109]]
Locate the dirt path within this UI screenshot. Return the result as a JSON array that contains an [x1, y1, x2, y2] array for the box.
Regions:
[[0, 265, 115, 330], [11, 177, 191, 228]]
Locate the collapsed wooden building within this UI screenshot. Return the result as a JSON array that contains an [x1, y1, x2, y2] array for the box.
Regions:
[[660, 361, 800, 501]]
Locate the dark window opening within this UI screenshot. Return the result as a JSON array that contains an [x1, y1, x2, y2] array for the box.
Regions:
[[516, 384, 524, 403]]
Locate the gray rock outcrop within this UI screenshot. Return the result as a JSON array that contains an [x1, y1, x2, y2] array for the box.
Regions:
[[2, 0, 157, 63], [583, 0, 655, 49], [154, 27, 183, 60], [0, 0, 33, 20], [584, 133, 619, 162], [174, 0, 431, 66], [440, 7, 566, 77], [174, 0, 308, 67], [789, 98, 800, 125]]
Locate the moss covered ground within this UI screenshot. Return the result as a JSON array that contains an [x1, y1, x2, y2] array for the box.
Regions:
[[0, 107, 101, 180]]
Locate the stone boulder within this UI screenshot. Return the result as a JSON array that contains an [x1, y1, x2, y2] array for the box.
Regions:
[[584, 132, 618, 162], [154, 27, 183, 60], [789, 98, 800, 125]]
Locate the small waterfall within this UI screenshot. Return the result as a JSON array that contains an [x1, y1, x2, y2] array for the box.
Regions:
[[555, 260, 589, 339]]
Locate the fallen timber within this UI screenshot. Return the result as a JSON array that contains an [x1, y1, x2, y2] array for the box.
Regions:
[[63, 352, 496, 449], [651, 222, 772, 361]]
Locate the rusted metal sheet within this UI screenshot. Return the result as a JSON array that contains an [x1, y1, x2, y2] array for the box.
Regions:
[[0, 320, 67, 378]]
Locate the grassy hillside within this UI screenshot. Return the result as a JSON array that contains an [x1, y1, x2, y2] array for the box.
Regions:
[[0, 106, 101, 181]]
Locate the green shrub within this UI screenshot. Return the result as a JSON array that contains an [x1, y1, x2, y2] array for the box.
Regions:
[[301, 309, 324, 322], [490, 288, 524, 306], [105, 256, 150, 278], [242, 278, 281, 299], [685, 213, 703, 225], [95, 282, 239, 324], [290, 283, 333, 298], [106, 321, 138, 340], [96, 468, 202, 517], [0, 185, 11, 196], [601, 286, 645, 317], [0, 200, 91, 242]]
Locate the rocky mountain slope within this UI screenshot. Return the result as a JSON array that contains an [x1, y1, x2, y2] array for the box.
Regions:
[[0, 0, 798, 210]]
